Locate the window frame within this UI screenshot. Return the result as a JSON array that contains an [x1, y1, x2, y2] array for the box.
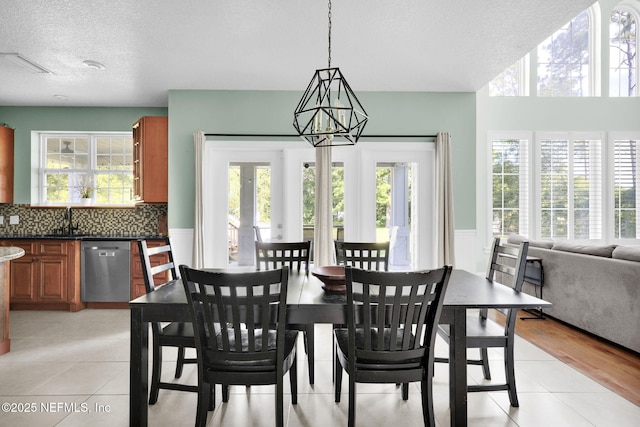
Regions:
[[534, 132, 604, 241], [487, 131, 532, 239], [39, 132, 134, 207], [609, 5, 639, 97], [608, 131, 640, 241], [487, 131, 640, 245], [488, 55, 530, 97], [536, 8, 596, 97]]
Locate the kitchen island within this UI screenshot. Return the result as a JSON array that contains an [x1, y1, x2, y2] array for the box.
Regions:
[[0, 246, 25, 354]]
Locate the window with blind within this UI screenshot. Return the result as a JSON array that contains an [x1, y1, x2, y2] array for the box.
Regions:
[[612, 137, 639, 239], [538, 134, 602, 239], [491, 136, 529, 237]]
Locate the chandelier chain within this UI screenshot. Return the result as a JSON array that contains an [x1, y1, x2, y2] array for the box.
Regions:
[[328, 0, 332, 68]]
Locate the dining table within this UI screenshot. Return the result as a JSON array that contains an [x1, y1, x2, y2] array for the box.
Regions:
[[129, 268, 551, 427]]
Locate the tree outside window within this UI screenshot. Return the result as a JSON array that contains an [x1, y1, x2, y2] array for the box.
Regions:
[[492, 138, 528, 237], [537, 10, 591, 96], [539, 137, 602, 240], [489, 58, 527, 96], [613, 139, 638, 238], [610, 9, 637, 97]]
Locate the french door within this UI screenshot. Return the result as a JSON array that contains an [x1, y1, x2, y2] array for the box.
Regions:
[[202, 140, 435, 269]]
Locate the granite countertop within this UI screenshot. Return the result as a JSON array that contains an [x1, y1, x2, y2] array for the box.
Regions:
[[0, 246, 25, 262], [0, 234, 167, 241]]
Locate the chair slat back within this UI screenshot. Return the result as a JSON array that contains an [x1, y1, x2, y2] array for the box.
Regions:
[[255, 241, 311, 272], [486, 237, 529, 292], [138, 238, 177, 293], [180, 266, 289, 366], [485, 237, 529, 332], [335, 241, 390, 271], [344, 266, 452, 364]]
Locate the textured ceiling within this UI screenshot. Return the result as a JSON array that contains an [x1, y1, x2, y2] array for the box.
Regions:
[[0, 0, 595, 107]]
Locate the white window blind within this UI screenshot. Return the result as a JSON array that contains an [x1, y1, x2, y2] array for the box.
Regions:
[[612, 138, 639, 238], [491, 137, 529, 237], [538, 134, 602, 239]]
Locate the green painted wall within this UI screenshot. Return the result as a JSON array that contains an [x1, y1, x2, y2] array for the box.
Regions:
[[0, 106, 167, 204], [167, 90, 477, 229], [0, 93, 477, 231]]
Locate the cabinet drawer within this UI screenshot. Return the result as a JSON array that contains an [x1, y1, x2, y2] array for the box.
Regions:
[[37, 241, 68, 255], [5, 241, 36, 256]]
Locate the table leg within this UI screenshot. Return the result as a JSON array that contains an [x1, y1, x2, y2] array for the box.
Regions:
[[449, 307, 467, 427], [130, 306, 149, 427]]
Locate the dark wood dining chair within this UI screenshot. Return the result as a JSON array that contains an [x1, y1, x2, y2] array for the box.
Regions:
[[435, 237, 529, 407], [138, 239, 212, 409], [179, 265, 298, 427], [255, 240, 315, 384], [334, 265, 452, 427], [334, 241, 390, 271]]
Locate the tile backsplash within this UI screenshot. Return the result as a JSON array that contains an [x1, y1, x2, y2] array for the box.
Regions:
[[0, 204, 167, 236]]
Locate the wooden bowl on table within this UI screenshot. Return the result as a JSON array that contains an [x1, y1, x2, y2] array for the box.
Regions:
[[312, 265, 346, 293]]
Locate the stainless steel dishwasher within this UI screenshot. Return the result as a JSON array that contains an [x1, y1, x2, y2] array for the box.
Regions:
[[81, 241, 131, 302]]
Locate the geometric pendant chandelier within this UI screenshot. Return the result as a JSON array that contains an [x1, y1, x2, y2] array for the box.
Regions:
[[293, 0, 368, 147]]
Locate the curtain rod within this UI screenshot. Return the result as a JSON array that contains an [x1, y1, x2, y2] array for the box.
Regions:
[[204, 133, 437, 138]]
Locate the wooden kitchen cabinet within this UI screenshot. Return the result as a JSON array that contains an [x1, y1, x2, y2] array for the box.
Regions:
[[130, 239, 170, 300], [0, 125, 14, 203], [1, 240, 83, 311], [132, 116, 168, 203]]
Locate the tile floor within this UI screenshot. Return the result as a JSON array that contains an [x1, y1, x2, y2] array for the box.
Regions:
[[0, 309, 638, 426]]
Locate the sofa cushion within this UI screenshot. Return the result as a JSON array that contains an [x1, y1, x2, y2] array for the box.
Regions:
[[552, 242, 616, 258], [506, 233, 554, 249], [612, 245, 640, 262]]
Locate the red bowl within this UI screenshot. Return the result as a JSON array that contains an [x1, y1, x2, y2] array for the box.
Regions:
[[312, 265, 346, 293]]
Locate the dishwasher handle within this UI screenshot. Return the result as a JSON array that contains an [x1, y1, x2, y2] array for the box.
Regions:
[[84, 245, 124, 251]]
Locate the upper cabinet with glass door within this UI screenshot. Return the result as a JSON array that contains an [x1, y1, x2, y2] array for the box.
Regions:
[[132, 116, 168, 203]]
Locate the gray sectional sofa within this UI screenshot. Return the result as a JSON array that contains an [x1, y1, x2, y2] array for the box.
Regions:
[[507, 234, 640, 354]]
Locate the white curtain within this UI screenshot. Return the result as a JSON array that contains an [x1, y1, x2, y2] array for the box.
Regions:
[[314, 146, 334, 266], [192, 131, 205, 268], [436, 132, 456, 266]]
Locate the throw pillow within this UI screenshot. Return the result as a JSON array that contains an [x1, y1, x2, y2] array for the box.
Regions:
[[552, 242, 616, 258], [612, 245, 640, 262], [506, 233, 553, 249]]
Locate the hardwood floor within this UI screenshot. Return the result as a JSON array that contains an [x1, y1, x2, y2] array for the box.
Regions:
[[512, 310, 640, 407]]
